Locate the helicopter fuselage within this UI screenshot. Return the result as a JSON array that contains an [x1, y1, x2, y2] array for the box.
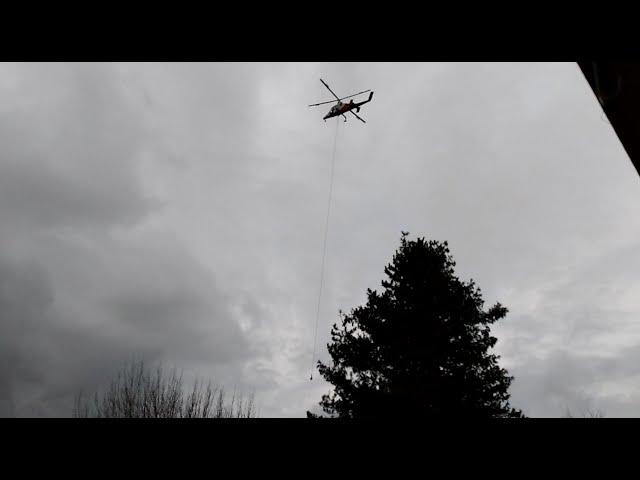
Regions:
[[323, 92, 374, 121]]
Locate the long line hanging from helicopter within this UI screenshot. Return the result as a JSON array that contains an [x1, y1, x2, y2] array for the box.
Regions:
[[308, 78, 375, 382]]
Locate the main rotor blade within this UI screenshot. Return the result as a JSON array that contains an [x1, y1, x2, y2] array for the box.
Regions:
[[320, 78, 341, 101], [308, 89, 372, 107], [337, 89, 371, 101], [349, 110, 366, 123], [308, 99, 340, 107]]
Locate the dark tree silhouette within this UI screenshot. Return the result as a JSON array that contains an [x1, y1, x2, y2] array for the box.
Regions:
[[311, 232, 523, 418]]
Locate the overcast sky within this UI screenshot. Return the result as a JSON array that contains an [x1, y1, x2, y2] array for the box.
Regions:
[[1, 62, 640, 417]]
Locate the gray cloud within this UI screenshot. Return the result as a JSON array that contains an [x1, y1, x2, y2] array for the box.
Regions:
[[0, 231, 255, 416], [0, 63, 259, 416], [0, 63, 157, 232]]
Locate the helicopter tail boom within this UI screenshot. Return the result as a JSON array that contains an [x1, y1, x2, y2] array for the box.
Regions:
[[355, 91, 374, 107]]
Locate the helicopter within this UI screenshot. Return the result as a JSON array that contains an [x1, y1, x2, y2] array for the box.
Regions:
[[309, 78, 374, 123]]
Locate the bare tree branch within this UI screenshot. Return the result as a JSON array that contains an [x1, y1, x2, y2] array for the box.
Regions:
[[73, 360, 257, 418]]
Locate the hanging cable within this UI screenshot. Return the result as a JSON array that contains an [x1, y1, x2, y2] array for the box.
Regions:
[[310, 118, 340, 381]]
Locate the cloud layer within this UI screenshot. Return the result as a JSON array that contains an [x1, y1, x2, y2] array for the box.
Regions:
[[2, 62, 640, 417]]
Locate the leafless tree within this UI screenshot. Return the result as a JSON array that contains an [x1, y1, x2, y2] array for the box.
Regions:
[[563, 407, 605, 418], [73, 360, 256, 418]]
